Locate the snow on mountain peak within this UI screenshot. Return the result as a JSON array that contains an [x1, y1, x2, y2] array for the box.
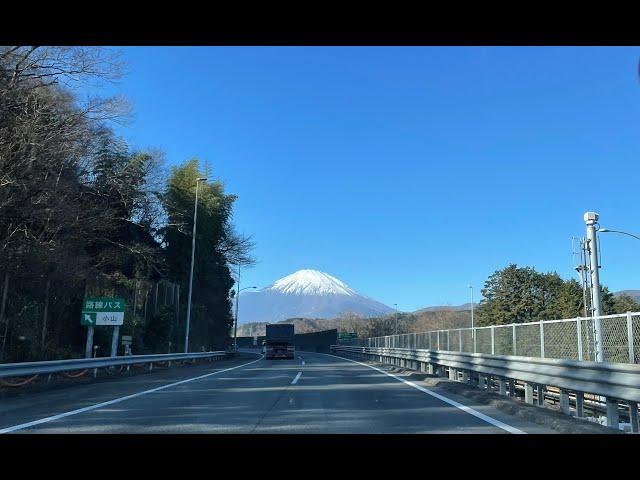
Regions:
[[267, 269, 357, 296]]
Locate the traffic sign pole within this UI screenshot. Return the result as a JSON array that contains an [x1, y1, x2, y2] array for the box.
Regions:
[[85, 326, 94, 358], [110, 325, 120, 357]]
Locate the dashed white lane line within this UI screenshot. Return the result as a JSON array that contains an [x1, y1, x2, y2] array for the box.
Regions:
[[291, 371, 303, 384], [0, 355, 265, 434], [320, 352, 526, 434]]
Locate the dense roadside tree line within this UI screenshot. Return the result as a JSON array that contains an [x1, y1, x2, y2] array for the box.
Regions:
[[0, 46, 252, 361], [475, 264, 640, 327]]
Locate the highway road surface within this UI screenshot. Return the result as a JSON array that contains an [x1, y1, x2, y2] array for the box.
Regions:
[[0, 351, 554, 433]]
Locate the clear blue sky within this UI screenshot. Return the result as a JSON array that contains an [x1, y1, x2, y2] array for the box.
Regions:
[[105, 46, 640, 311]]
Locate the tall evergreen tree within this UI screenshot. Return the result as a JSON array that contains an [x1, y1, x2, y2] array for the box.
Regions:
[[163, 159, 240, 350]]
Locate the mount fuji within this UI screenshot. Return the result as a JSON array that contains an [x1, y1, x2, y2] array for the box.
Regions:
[[235, 269, 394, 324]]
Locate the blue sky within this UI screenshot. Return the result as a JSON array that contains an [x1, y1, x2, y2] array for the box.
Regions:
[[103, 46, 640, 311]]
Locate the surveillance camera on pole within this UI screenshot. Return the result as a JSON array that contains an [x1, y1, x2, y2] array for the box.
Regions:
[[584, 211, 604, 362]]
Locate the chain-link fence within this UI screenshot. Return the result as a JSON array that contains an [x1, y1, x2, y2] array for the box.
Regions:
[[347, 312, 640, 365]]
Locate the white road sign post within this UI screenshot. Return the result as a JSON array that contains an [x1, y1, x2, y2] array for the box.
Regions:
[[81, 297, 126, 358]]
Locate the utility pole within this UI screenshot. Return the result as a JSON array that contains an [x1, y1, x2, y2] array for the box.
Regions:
[[184, 177, 207, 353], [469, 285, 474, 329], [234, 264, 240, 350], [584, 211, 604, 362]]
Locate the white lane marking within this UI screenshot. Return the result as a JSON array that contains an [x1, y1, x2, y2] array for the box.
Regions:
[[0, 354, 264, 434], [321, 353, 526, 435], [291, 371, 302, 384]]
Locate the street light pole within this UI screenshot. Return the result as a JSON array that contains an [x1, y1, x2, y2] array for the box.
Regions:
[[598, 228, 640, 242], [469, 285, 474, 329], [394, 303, 398, 335], [234, 264, 240, 350], [584, 212, 604, 362], [233, 283, 257, 350], [184, 177, 207, 353]]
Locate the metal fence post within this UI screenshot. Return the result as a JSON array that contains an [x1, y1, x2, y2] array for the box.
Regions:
[[437, 331, 440, 350], [512, 325, 516, 356], [473, 327, 477, 353], [627, 312, 635, 364], [491, 326, 495, 355], [459, 329, 462, 352], [447, 332, 450, 351], [540, 321, 545, 358], [577, 317, 583, 361]]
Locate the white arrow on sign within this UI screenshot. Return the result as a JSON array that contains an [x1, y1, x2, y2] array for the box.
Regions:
[[84, 314, 94, 324]]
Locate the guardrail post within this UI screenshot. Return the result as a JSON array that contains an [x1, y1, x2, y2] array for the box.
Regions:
[[536, 384, 545, 406], [478, 373, 486, 389], [508, 379, 515, 397], [577, 317, 583, 361], [627, 312, 635, 364], [629, 401, 639, 433], [559, 389, 570, 415], [491, 326, 495, 355], [498, 377, 507, 395], [575, 392, 585, 417], [540, 321, 545, 358], [606, 397, 619, 429], [148, 362, 153, 372], [525, 383, 534, 404], [448, 367, 457, 381], [462, 370, 470, 384]]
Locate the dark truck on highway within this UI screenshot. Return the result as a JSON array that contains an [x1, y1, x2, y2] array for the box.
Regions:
[[265, 324, 295, 359]]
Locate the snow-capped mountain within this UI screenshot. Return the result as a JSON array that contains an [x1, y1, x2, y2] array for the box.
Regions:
[[236, 269, 393, 324]]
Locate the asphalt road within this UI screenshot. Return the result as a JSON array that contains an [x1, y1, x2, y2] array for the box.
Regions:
[[0, 351, 553, 433]]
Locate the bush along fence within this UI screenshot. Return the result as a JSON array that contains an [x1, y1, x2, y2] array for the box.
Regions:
[[341, 312, 640, 365]]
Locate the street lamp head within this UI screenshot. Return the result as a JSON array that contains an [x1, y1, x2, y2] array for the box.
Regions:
[[598, 228, 610, 232], [197, 177, 207, 182]]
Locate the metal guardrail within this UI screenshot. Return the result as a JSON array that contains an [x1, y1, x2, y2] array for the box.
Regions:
[[331, 345, 640, 432], [0, 351, 228, 379]]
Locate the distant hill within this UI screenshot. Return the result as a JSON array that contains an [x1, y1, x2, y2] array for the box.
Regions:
[[414, 303, 475, 313], [236, 309, 471, 338], [614, 290, 640, 303]]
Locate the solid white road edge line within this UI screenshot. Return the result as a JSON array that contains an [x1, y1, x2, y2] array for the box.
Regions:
[[291, 371, 302, 384], [0, 354, 265, 434], [321, 352, 526, 434]]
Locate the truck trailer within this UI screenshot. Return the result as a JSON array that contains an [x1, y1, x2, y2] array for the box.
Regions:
[[265, 324, 295, 359]]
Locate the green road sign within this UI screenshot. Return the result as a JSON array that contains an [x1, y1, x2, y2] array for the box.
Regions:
[[80, 297, 126, 326], [338, 332, 358, 339]]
